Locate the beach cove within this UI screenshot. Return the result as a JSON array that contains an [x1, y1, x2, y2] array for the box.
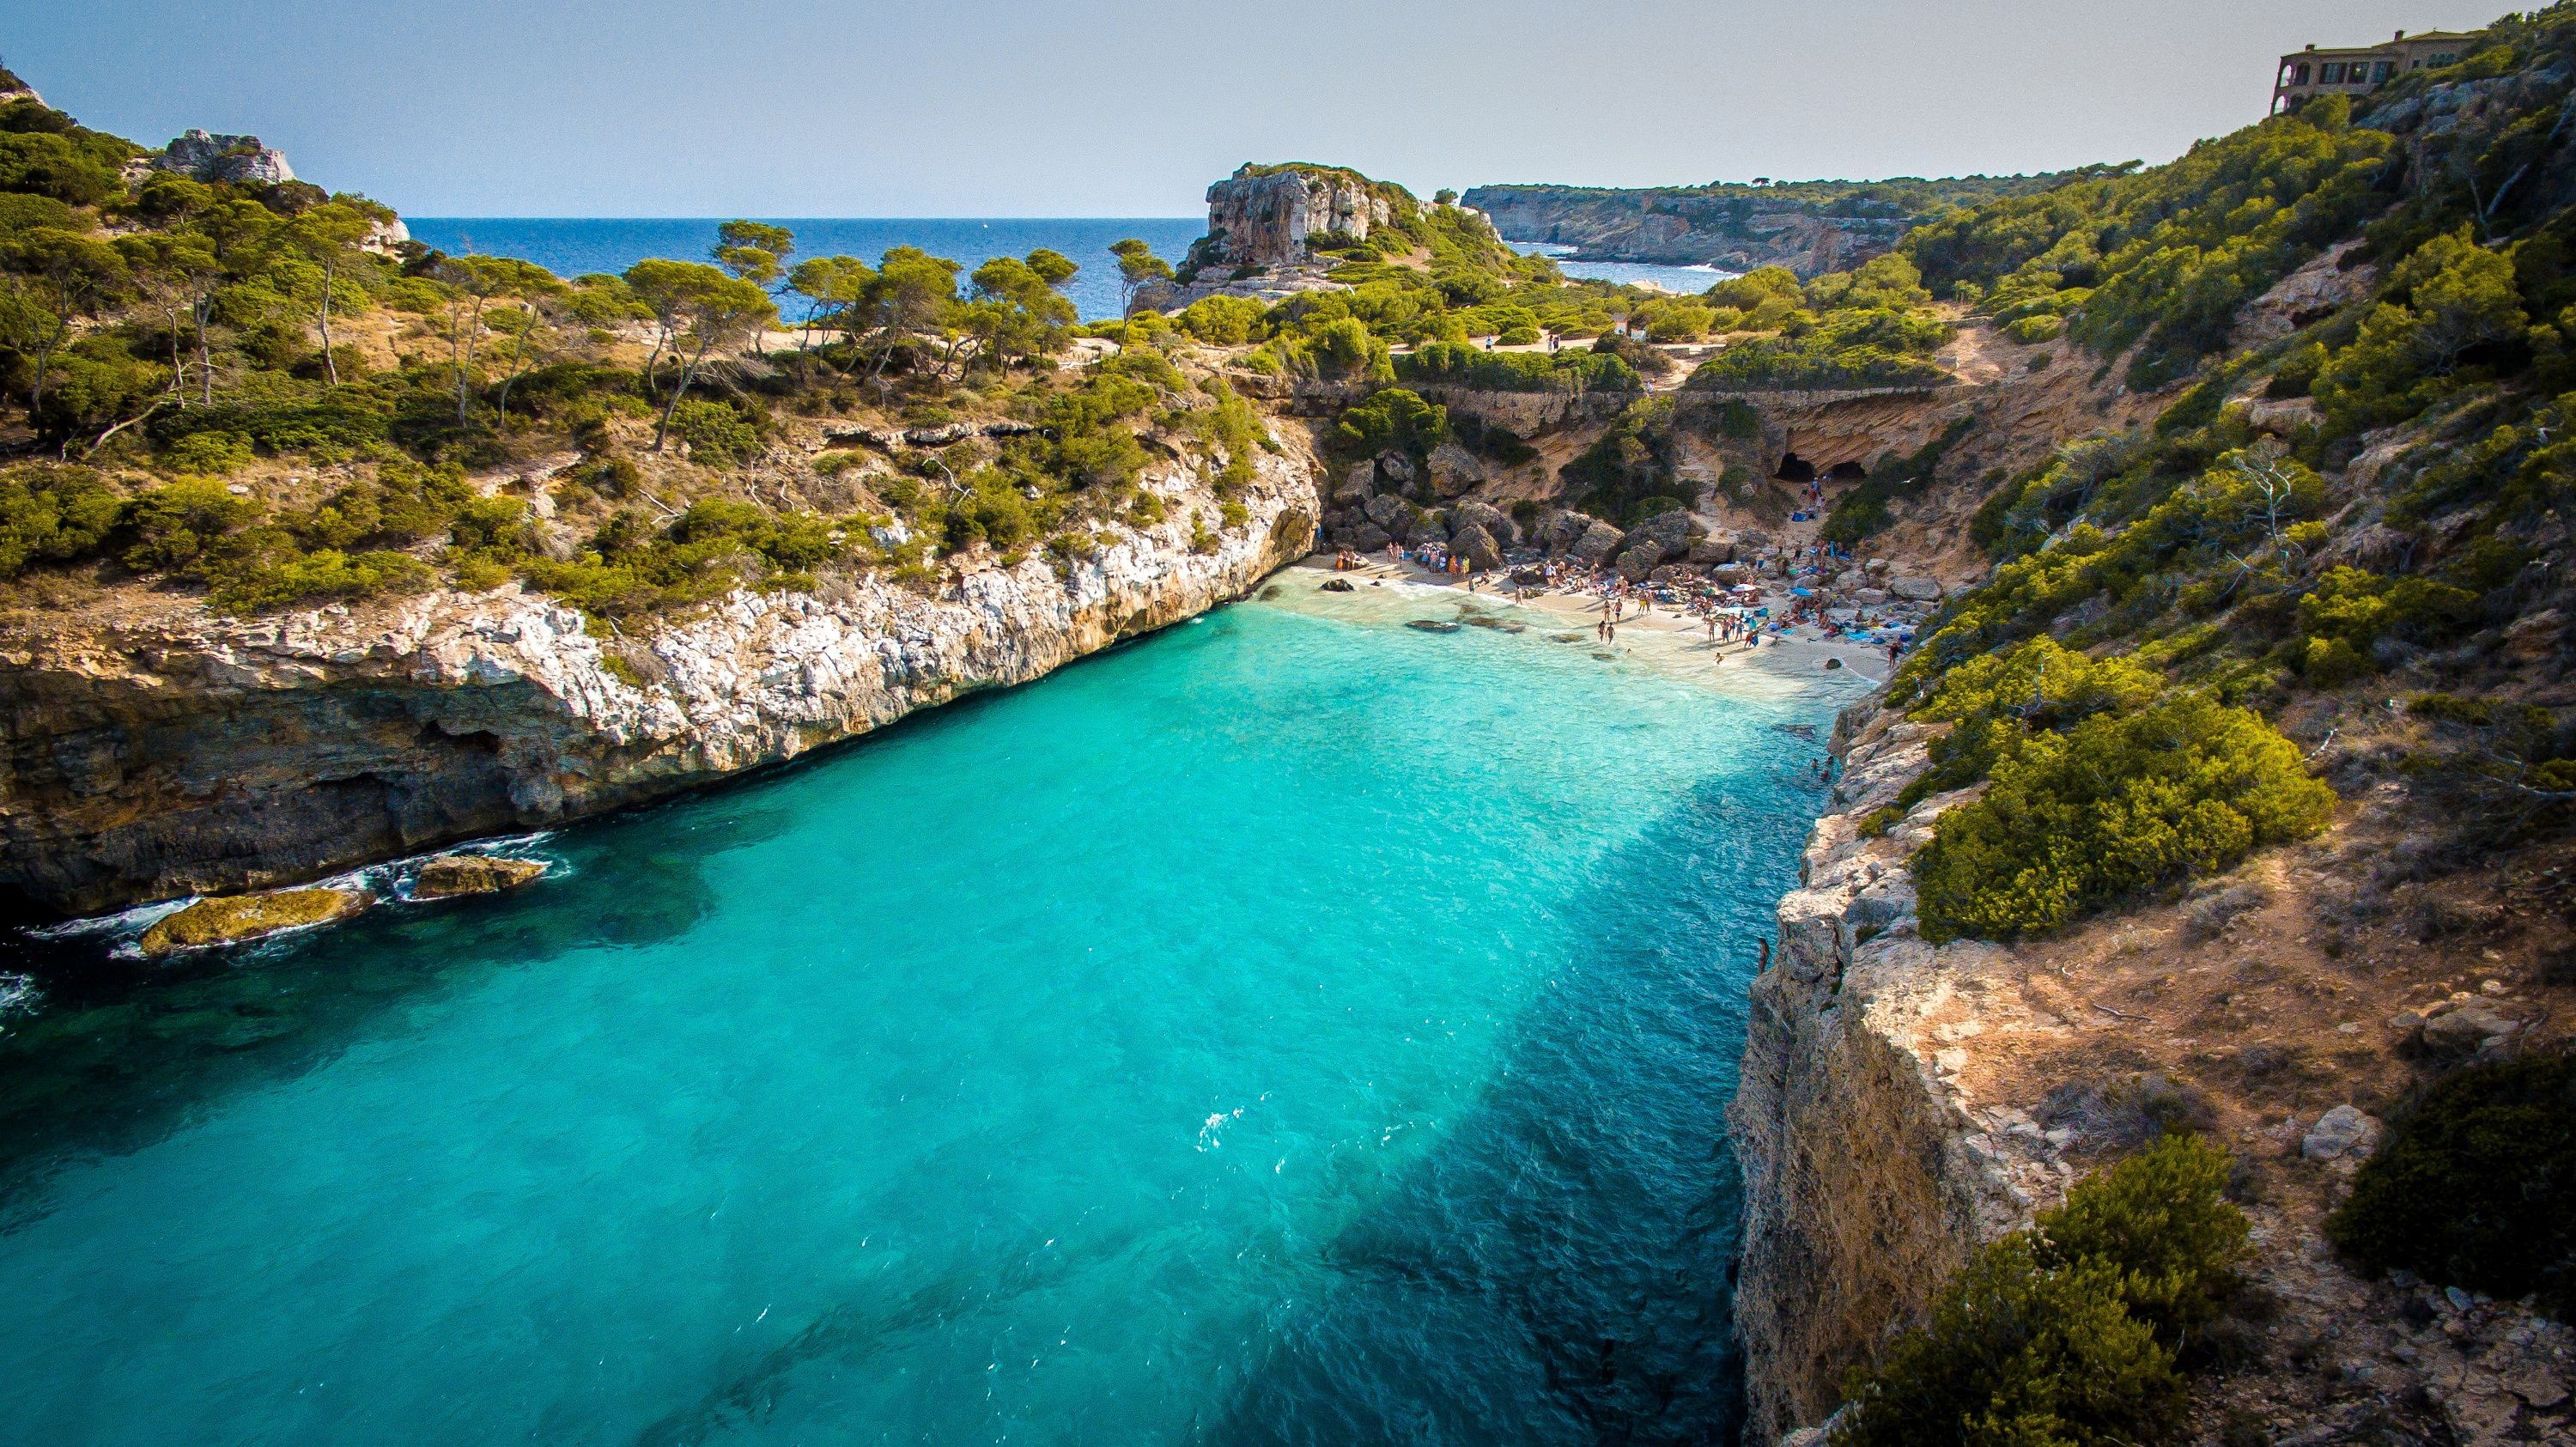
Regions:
[[0, 576, 1866, 1445]]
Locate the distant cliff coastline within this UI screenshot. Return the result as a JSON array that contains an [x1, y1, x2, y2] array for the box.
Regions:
[[1464, 173, 2104, 279]]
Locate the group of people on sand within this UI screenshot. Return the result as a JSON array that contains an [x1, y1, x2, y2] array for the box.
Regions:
[[1332, 532, 1919, 671]]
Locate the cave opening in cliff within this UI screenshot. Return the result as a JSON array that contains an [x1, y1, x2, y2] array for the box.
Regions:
[[1774, 453, 1815, 483], [1826, 461, 1868, 482]]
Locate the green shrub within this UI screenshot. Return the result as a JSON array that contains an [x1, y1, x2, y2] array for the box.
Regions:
[[208, 548, 434, 613], [1559, 397, 1686, 524], [1330, 387, 1447, 460], [116, 478, 263, 575], [1838, 1135, 2247, 1447], [668, 398, 758, 465], [1913, 691, 2334, 941], [1393, 341, 1637, 392], [2327, 1053, 2575, 1318], [1687, 337, 1950, 392], [0, 465, 119, 577], [1900, 639, 2166, 808], [1175, 295, 1266, 345], [163, 429, 256, 476], [2293, 566, 2479, 683], [2004, 314, 2065, 345]]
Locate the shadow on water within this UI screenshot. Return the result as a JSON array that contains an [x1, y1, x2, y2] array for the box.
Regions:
[[1176, 772, 1809, 1447], [621, 761, 1820, 1447], [0, 795, 799, 1225]]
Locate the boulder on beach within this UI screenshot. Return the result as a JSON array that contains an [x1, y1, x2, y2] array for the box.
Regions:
[[1349, 522, 1392, 552], [1425, 441, 1485, 499], [1454, 500, 1519, 548], [1889, 576, 1944, 602], [1454, 523, 1506, 572], [1622, 508, 1705, 566], [1569, 520, 1626, 565], [139, 887, 370, 956], [413, 854, 550, 900]]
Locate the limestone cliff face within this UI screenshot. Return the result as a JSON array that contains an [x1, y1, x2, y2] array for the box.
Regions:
[[0, 459, 1317, 917], [1200, 163, 1415, 269], [1729, 702, 2069, 1443], [1463, 185, 1912, 278], [155, 129, 295, 185]]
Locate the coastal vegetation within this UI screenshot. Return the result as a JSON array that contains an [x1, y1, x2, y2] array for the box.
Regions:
[[1835, 1134, 2250, 1446], [1683, 257, 1954, 392], [1832, 8, 2576, 942], [2327, 1051, 2575, 1317], [0, 88, 1300, 622]]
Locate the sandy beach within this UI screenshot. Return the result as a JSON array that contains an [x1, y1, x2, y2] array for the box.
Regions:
[[1273, 555, 1899, 701]]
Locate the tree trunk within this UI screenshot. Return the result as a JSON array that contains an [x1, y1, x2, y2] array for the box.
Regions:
[[652, 333, 720, 452], [318, 256, 337, 386], [194, 296, 213, 406]]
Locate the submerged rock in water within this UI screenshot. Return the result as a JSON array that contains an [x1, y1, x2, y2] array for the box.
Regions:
[[413, 854, 549, 900], [1406, 619, 1461, 633], [138, 888, 370, 956], [1321, 578, 1356, 593]]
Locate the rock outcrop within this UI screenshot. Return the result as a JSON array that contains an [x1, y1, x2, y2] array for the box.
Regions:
[[155, 129, 295, 185], [137, 887, 370, 956], [1464, 184, 1917, 278], [0, 459, 1319, 916], [411, 854, 548, 899], [1198, 163, 1415, 271], [1728, 702, 2046, 1441]]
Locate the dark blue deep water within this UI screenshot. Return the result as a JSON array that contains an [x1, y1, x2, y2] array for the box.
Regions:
[[0, 583, 1859, 1445]]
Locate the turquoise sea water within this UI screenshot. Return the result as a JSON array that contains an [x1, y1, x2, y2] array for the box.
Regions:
[[1504, 241, 1738, 295], [0, 583, 1857, 1445], [403, 219, 1203, 323]]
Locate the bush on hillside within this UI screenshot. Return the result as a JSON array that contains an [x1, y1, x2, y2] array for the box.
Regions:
[[1687, 337, 1949, 392], [1393, 341, 1639, 392], [1912, 691, 2334, 942], [2327, 1053, 2576, 1318], [1837, 1134, 2249, 1447], [1329, 386, 1446, 460]]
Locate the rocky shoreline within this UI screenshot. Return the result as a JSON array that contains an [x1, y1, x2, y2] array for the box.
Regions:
[[0, 459, 1318, 918]]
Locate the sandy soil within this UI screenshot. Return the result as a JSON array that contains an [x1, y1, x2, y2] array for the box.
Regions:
[[1279, 555, 1897, 696]]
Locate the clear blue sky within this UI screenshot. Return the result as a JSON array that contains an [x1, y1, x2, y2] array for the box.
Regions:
[[9, 0, 2512, 216]]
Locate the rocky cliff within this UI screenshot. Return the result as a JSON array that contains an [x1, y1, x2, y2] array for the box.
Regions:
[[1198, 162, 1417, 271], [1464, 174, 2088, 277], [154, 129, 295, 185], [0, 457, 1318, 917], [1733, 691, 2576, 1447]]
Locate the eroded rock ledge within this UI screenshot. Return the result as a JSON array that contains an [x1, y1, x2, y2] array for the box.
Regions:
[[1729, 701, 2576, 1447], [1729, 700, 2068, 1443], [0, 461, 1316, 916]]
